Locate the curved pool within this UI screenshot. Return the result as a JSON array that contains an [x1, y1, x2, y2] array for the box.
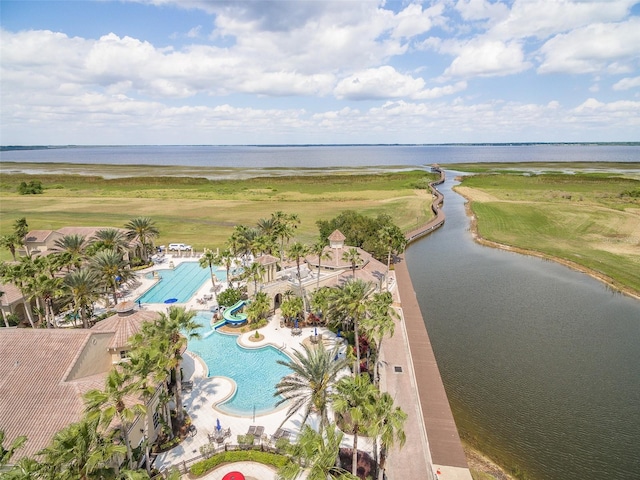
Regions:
[[187, 313, 291, 415]]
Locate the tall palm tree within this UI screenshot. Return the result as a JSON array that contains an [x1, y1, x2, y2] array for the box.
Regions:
[[332, 373, 378, 476], [84, 368, 146, 470], [360, 291, 398, 385], [275, 343, 348, 432], [278, 423, 357, 480], [310, 240, 332, 290], [124, 217, 159, 263], [245, 261, 266, 297], [90, 249, 133, 306], [141, 306, 201, 425], [199, 249, 220, 301], [64, 268, 100, 328], [379, 225, 406, 291], [327, 279, 375, 375], [219, 248, 234, 288], [13, 217, 29, 243], [341, 248, 361, 278], [287, 241, 309, 310], [273, 211, 300, 263], [369, 391, 407, 480], [28, 272, 63, 328], [53, 233, 88, 271]]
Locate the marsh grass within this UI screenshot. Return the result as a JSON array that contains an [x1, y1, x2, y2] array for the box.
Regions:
[[0, 169, 436, 261], [458, 171, 640, 295]]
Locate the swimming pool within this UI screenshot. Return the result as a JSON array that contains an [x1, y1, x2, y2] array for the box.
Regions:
[[137, 262, 225, 304], [187, 312, 291, 415]]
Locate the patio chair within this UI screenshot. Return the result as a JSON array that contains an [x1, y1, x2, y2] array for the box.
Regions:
[[271, 428, 290, 443]]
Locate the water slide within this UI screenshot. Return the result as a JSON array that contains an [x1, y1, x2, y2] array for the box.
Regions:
[[222, 300, 247, 325]]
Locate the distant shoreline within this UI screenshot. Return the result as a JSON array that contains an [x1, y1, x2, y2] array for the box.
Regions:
[[3, 141, 640, 151]]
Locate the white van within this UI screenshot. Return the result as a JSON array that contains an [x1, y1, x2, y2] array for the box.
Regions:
[[168, 243, 192, 251]]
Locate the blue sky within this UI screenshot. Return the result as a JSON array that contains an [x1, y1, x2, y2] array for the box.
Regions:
[[1, 0, 639, 145]]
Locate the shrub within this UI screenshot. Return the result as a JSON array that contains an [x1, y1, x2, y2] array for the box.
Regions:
[[218, 287, 243, 307], [190, 450, 289, 477], [17, 180, 44, 195]]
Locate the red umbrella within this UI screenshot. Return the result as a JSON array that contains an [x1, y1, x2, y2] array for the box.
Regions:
[[222, 473, 245, 480]]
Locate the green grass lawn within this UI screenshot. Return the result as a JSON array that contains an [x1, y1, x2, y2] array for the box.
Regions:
[[457, 170, 640, 296], [0, 169, 436, 261]]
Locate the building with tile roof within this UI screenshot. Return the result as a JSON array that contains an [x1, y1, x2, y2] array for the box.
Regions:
[[0, 305, 165, 463]]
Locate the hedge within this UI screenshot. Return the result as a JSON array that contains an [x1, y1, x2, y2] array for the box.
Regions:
[[189, 450, 290, 477]]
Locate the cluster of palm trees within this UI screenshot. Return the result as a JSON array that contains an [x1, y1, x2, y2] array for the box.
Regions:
[[1, 306, 199, 479], [0, 217, 159, 328], [274, 278, 406, 480]]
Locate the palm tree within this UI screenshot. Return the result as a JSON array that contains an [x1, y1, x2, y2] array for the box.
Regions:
[[28, 271, 63, 328], [273, 211, 300, 263], [379, 225, 406, 291], [360, 291, 398, 385], [245, 291, 270, 323], [309, 286, 332, 323], [0, 234, 19, 261], [332, 373, 378, 476], [64, 268, 100, 328], [274, 343, 348, 432], [219, 248, 234, 288], [369, 391, 407, 480], [1, 429, 27, 466], [90, 228, 129, 255], [13, 217, 29, 243], [90, 249, 133, 306], [84, 368, 146, 470], [37, 416, 127, 479], [245, 261, 265, 297], [124, 217, 159, 263], [278, 423, 357, 480], [310, 240, 332, 289], [199, 249, 220, 301], [327, 279, 375, 375], [341, 248, 361, 278], [287, 241, 310, 310], [140, 306, 201, 425], [0, 260, 36, 328], [53, 233, 88, 271], [280, 295, 303, 326]]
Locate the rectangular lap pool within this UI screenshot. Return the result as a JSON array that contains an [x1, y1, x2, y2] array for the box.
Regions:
[[136, 262, 225, 304]]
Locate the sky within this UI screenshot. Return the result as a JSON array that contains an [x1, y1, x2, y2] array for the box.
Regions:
[[1, 0, 639, 145]]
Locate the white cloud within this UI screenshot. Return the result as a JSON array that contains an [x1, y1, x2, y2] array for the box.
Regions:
[[443, 39, 531, 77], [454, 0, 509, 23], [613, 76, 640, 91], [537, 18, 640, 74], [489, 0, 636, 41], [334, 67, 426, 100]]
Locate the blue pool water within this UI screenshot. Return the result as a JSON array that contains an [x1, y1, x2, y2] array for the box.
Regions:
[[137, 262, 225, 304], [187, 313, 291, 415]]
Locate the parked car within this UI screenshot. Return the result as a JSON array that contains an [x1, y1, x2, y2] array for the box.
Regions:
[[168, 243, 192, 251]]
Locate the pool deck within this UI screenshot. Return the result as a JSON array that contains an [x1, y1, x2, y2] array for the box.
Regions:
[[121, 254, 469, 479]]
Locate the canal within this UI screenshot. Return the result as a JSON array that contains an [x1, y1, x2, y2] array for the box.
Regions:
[[405, 171, 640, 480]]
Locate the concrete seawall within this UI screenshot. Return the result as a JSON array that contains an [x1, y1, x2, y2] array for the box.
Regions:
[[389, 166, 472, 480]]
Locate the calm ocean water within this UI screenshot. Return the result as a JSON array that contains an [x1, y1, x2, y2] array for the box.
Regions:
[[1, 144, 639, 168]]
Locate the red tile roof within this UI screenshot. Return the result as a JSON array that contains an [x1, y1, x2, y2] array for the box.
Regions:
[[0, 329, 102, 461]]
